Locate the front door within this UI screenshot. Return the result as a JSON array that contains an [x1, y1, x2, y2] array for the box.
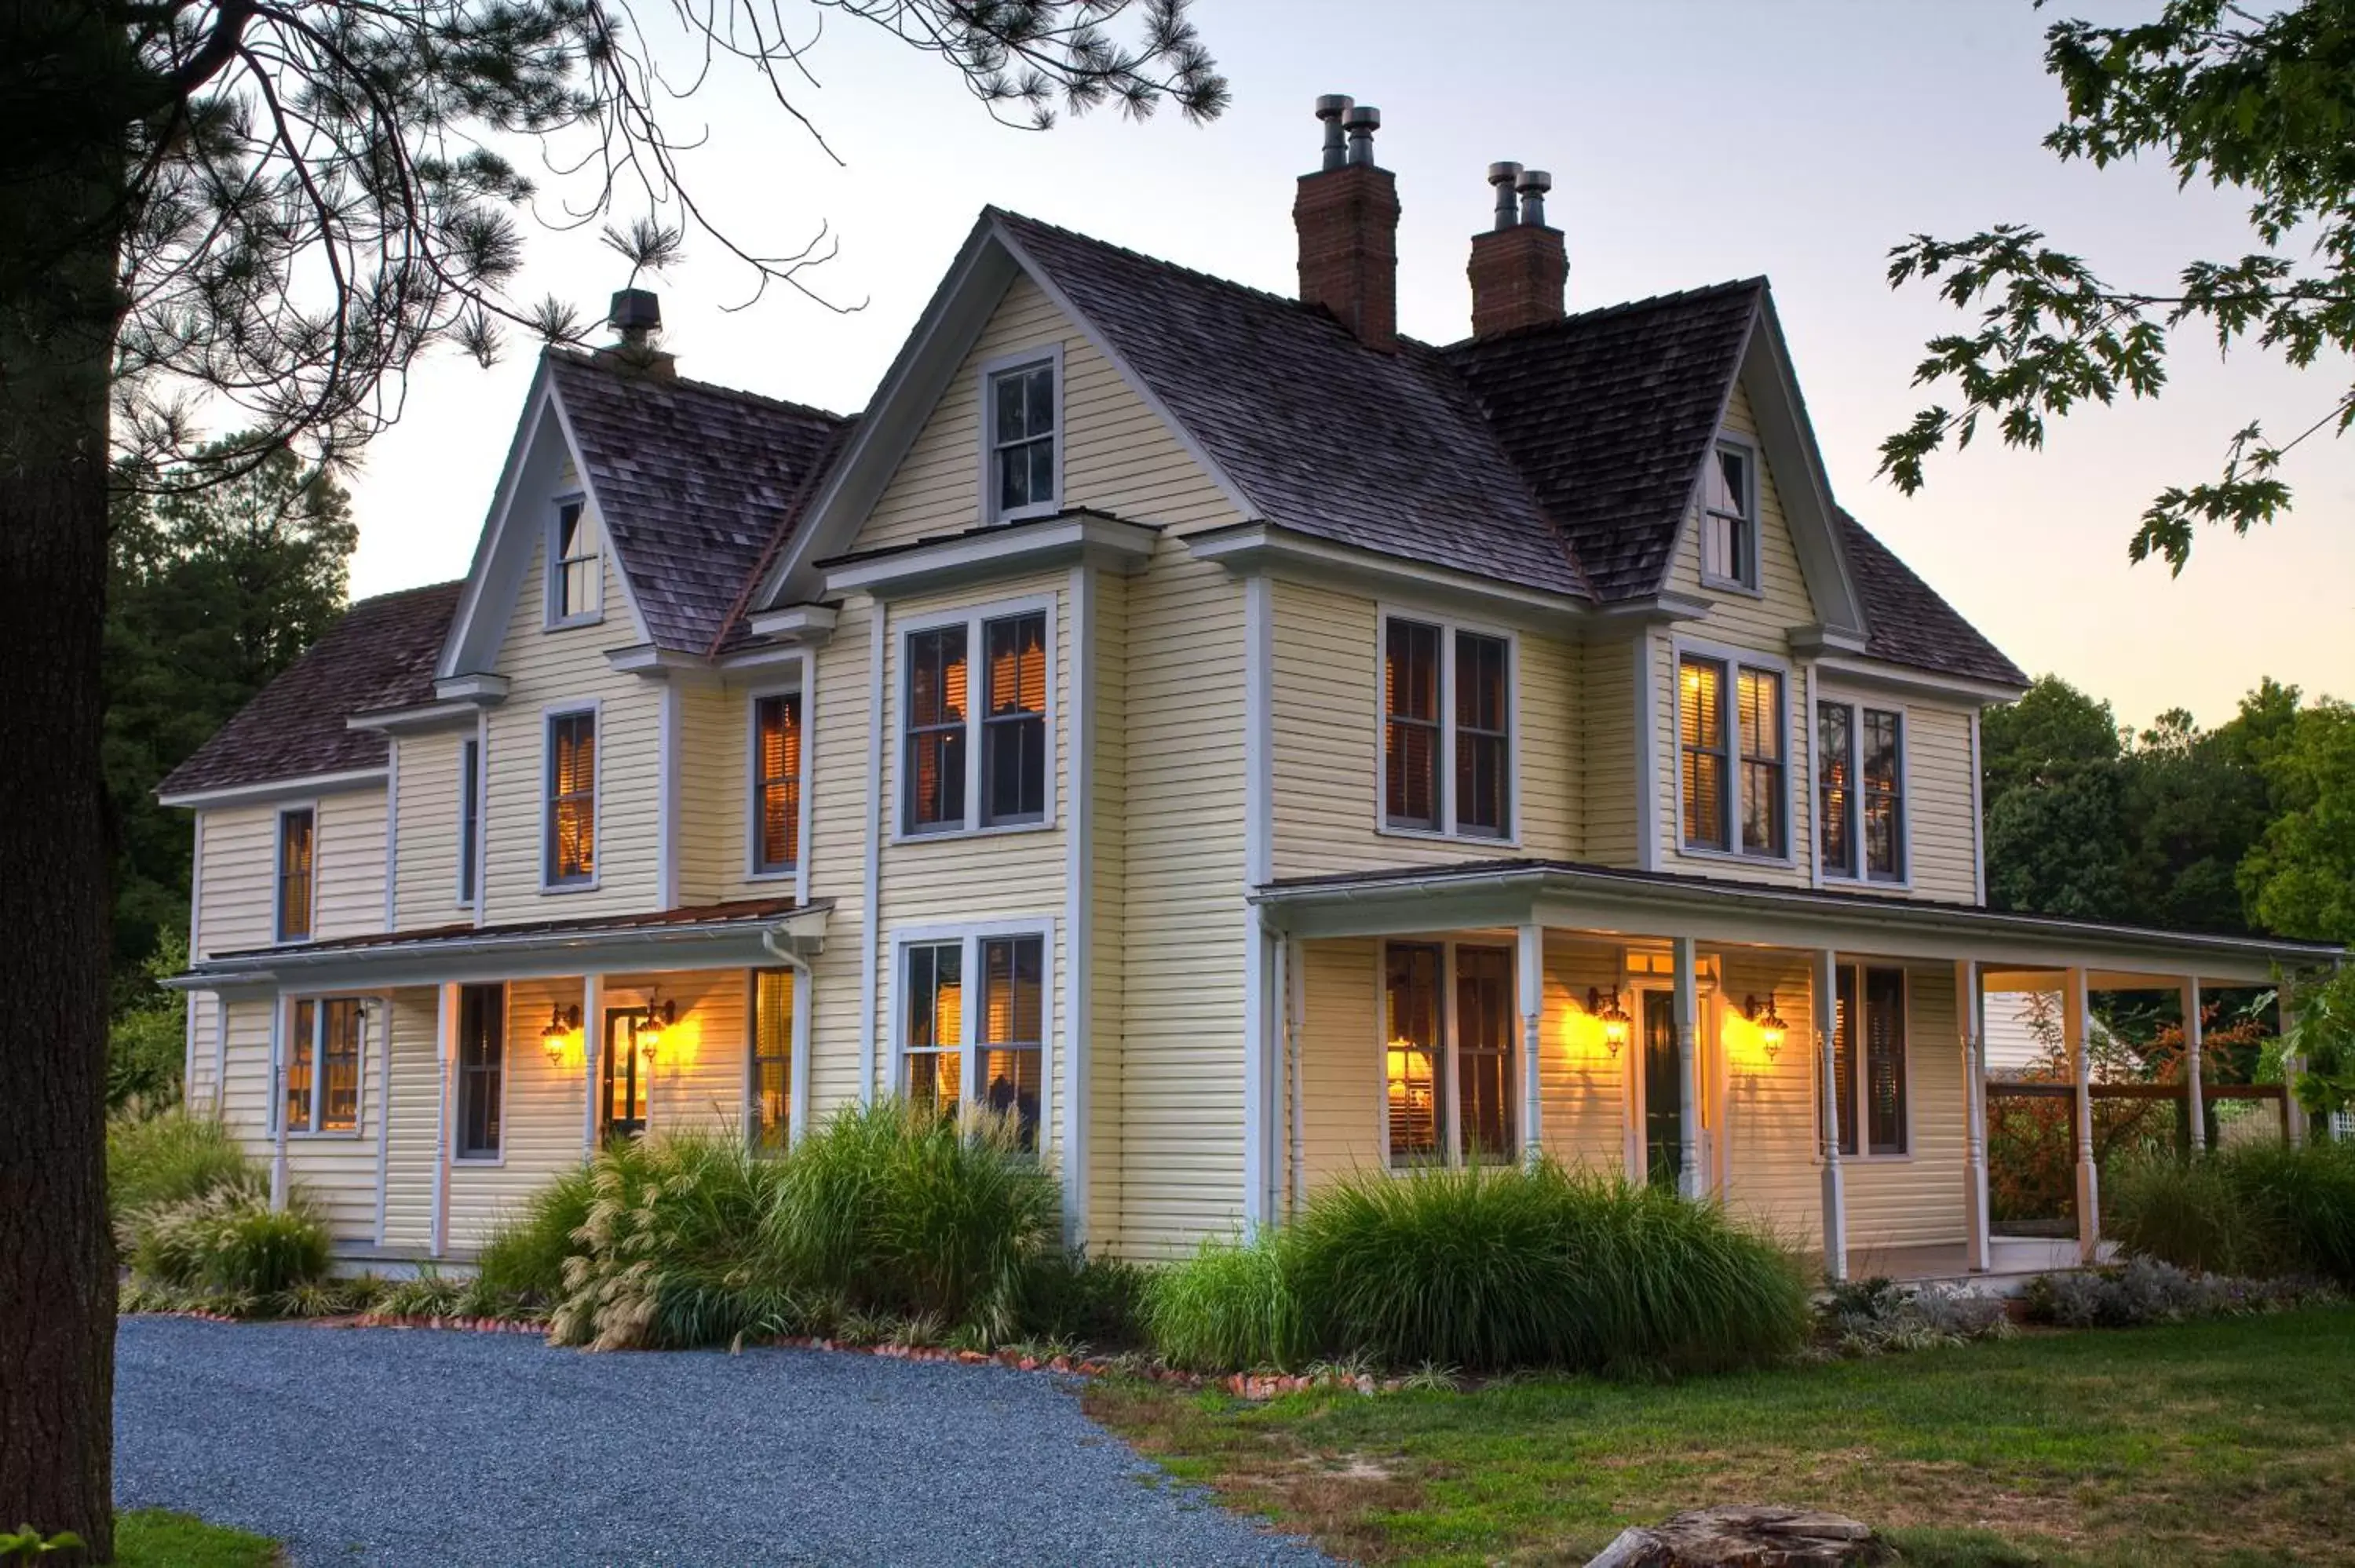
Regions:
[[1641, 990, 1682, 1189], [601, 1009, 649, 1143]]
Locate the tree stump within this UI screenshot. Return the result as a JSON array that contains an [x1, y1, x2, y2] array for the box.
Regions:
[[1585, 1506, 1892, 1568]]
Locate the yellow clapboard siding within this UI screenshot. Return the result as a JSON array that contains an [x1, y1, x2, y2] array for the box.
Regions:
[[393, 731, 466, 929]]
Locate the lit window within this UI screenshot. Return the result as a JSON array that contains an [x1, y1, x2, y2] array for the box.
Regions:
[[905, 626, 969, 833], [978, 935, 1043, 1151], [550, 501, 601, 624], [283, 997, 363, 1135], [1701, 443, 1755, 589], [1826, 965, 1908, 1157], [276, 807, 314, 943], [750, 969, 793, 1153], [1819, 701, 1904, 882], [455, 984, 502, 1160], [1383, 617, 1512, 838], [988, 360, 1058, 520], [983, 614, 1048, 826], [752, 694, 802, 873], [899, 929, 1048, 1150], [545, 710, 597, 886], [904, 941, 964, 1118], [902, 607, 1053, 837], [1384, 943, 1516, 1168], [1680, 652, 1785, 859], [1385, 943, 1442, 1166]]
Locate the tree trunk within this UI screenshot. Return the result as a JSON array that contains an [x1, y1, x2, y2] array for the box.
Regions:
[[0, 2, 133, 1557]]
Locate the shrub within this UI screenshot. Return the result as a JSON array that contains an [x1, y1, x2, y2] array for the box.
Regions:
[[2109, 1140, 2355, 1285], [1020, 1248, 1148, 1350], [1143, 1234, 1309, 1372], [1819, 1276, 2013, 1356], [130, 1187, 330, 1300], [106, 1109, 260, 1245], [473, 1165, 597, 1316], [2021, 1256, 2335, 1328], [1288, 1161, 1809, 1376], [2224, 1139, 2355, 1285]]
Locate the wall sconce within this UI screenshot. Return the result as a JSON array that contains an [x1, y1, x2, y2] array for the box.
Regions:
[[1586, 986, 1631, 1056], [1744, 991, 1788, 1060], [541, 1004, 582, 1067], [637, 989, 677, 1062]]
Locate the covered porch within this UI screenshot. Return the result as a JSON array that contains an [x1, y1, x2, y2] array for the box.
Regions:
[[1251, 861, 2334, 1282]]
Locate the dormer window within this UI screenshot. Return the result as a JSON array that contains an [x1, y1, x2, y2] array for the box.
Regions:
[[984, 351, 1060, 522], [548, 498, 601, 626], [1701, 442, 1756, 590]]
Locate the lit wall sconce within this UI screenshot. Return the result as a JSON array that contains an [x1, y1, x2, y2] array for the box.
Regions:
[[637, 989, 677, 1063], [1586, 986, 1631, 1056], [1743, 991, 1788, 1060], [541, 1004, 582, 1067]]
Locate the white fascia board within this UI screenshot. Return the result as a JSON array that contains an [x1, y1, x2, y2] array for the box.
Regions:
[[745, 603, 841, 644], [1739, 297, 1867, 636], [1588, 589, 1712, 626], [1809, 655, 2025, 707], [604, 643, 717, 680], [157, 767, 387, 811], [542, 391, 656, 651], [820, 513, 1156, 600], [1787, 623, 1871, 659], [438, 363, 557, 681], [1185, 523, 1590, 636], [433, 673, 511, 704], [346, 699, 484, 735]]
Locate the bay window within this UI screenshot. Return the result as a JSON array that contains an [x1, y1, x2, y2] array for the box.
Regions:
[[283, 997, 363, 1135], [898, 925, 1049, 1152], [901, 603, 1053, 837], [1382, 614, 1513, 839], [1383, 941, 1516, 1168], [1818, 700, 1906, 882], [1678, 650, 1786, 859]]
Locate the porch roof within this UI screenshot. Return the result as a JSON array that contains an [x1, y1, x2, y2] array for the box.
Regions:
[[1252, 859, 2339, 987], [175, 896, 832, 994]]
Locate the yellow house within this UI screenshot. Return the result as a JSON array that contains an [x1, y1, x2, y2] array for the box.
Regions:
[[165, 99, 2335, 1279]]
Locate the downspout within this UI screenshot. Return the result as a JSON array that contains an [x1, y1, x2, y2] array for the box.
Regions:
[[761, 924, 816, 1147]]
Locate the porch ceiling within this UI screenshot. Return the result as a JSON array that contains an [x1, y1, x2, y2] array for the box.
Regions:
[[1253, 860, 2336, 987]]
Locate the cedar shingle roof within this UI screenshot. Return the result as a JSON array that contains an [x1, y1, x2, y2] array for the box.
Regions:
[[546, 351, 845, 651], [1835, 511, 2028, 687], [155, 581, 461, 798]]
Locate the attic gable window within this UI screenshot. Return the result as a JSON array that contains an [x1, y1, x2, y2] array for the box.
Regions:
[[1700, 442, 1757, 591], [547, 498, 602, 627], [983, 349, 1061, 523]]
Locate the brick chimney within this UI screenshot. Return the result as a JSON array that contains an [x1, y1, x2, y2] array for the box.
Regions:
[[1466, 163, 1566, 338], [1294, 95, 1400, 352]]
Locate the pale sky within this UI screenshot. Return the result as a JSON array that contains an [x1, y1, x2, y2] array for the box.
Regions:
[[339, 0, 2353, 731]]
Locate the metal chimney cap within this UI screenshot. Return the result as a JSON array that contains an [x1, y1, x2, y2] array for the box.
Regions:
[[1314, 93, 1354, 120], [608, 287, 662, 333], [1516, 169, 1553, 195], [1487, 161, 1524, 185], [1342, 104, 1381, 131]]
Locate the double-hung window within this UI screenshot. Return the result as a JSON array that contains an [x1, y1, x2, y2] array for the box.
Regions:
[[751, 692, 803, 874], [1678, 651, 1785, 858], [455, 983, 503, 1160], [1383, 942, 1516, 1169], [1382, 615, 1512, 838], [549, 500, 601, 625], [457, 738, 482, 907], [545, 709, 597, 887], [750, 968, 794, 1153], [1817, 700, 1905, 882], [1700, 442, 1757, 589], [902, 606, 1052, 836], [900, 928, 1047, 1152], [276, 806, 315, 943], [986, 356, 1059, 521], [1826, 965, 1909, 1157], [283, 997, 363, 1134]]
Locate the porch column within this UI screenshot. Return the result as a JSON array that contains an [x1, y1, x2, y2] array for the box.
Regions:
[[2065, 967, 2100, 1263], [580, 972, 604, 1158], [2280, 990, 2306, 1148], [1672, 936, 1701, 1201], [429, 983, 457, 1256], [1814, 948, 1846, 1283], [1287, 935, 1307, 1217], [268, 993, 289, 1213], [1518, 922, 1545, 1168], [2181, 979, 2207, 1155], [1957, 960, 1991, 1274]]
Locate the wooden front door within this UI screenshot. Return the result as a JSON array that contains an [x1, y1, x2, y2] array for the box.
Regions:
[[1641, 990, 1682, 1189], [601, 1009, 650, 1143]]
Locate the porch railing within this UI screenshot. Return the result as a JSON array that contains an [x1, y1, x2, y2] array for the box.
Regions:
[[1984, 1079, 2291, 1237]]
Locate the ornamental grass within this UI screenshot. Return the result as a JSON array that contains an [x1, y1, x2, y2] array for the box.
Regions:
[[2110, 1139, 2355, 1285]]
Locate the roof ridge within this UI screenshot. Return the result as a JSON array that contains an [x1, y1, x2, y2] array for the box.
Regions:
[[543, 345, 848, 428], [988, 206, 1320, 322], [348, 578, 464, 610], [1434, 276, 1768, 356]]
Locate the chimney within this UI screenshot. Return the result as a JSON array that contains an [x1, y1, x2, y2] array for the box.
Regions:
[[1294, 94, 1400, 352], [1466, 165, 1567, 338], [598, 286, 677, 379]]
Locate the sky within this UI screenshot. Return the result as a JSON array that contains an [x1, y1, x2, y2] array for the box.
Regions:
[[337, 0, 2353, 731]]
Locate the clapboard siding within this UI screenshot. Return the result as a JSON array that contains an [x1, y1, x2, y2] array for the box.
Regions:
[[393, 731, 466, 929], [801, 596, 874, 1125]]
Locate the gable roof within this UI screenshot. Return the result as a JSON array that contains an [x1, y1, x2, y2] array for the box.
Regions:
[[1834, 511, 2028, 687], [545, 350, 845, 651], [156, 581, 462, 800]]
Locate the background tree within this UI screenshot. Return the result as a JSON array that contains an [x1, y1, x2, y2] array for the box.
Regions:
[[1980, 676, 2130, 919], [0, 1, 1225, 1554], [2239, 699, 2355, 943], [1880, 0, 2355, 569]]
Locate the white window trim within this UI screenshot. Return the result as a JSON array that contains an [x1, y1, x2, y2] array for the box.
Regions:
[[1827, 963, 1915, 1164], [1814, 691, 1913, 891], [454, 737, 484, 909], [539, 698, 603, 893], [976, 343, 1066, 526], [1698, 435, 1763, 596], [273, 800, 319, 946], [1670, 635, 1795, 867], [543, 493, 604, 631], [450, 981, 509, 1168], [279, 992, 367, 1140], [892, 593, 1059, 844], [1374, 606, 1523, 848], [743, 659, 814, 882], [886, 916, 1058, 1148], [1373, 937, 1519, 1172]]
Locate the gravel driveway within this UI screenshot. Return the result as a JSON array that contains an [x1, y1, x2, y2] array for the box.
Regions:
[[115, 1317, 1334, 1567]]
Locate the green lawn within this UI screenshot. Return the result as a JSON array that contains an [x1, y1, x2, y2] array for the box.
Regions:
[[116, 1509, 279, 1566], [1085, 1307, 2355, 1567]]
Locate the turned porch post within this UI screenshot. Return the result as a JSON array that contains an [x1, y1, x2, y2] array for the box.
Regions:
[[1957, 960, 1991, 1273], [1815, 947, 1846, 1282], [1672, 935, 1701, 1201], [2280, 989, 2306, 1148], [2065, 967, 2100, 1263], [430, 982, 458, 1256], [2181, 979, 2207, 1155], [268, 992, 290, 1212], [1518, 922, 1545, 1168], [581, 972, 604, 1158]]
